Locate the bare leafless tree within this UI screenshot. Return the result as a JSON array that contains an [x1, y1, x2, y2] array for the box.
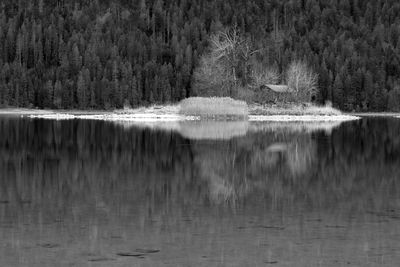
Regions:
[[192, 54, 233, 97], [193, 28, 261, 97], [210, 28, 251, 63], [210, 28, 241, 90], [286, 61, 318, 102]]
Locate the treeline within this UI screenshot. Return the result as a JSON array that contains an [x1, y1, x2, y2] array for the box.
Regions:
[[1, 0, 400, 111]]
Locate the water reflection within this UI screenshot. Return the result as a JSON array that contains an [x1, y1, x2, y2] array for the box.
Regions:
[[0, 118, 400, 266], [116, 120, 343, 140]]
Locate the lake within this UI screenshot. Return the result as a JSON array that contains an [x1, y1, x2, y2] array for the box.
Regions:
[[0, 116, 400, 266]]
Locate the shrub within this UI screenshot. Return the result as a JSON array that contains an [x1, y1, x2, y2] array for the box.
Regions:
[[248, 103, 341, 116]]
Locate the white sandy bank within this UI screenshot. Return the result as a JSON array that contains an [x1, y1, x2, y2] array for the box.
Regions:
[[27, 112, 360, 122], [249, 114, 360, 122], [28, 113, 199, 121]]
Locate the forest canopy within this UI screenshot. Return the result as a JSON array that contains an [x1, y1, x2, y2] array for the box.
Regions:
[[1, 0, 400, 111]]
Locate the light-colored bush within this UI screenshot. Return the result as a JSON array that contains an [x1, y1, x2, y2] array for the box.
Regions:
[[286, 61, 319, 102], [250, 66, 280, 88]]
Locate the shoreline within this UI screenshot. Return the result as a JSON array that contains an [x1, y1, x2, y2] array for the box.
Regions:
[[0, 107, 362, 122], [352, 112, 400, 117]]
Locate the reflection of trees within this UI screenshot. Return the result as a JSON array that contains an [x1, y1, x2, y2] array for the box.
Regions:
[[192, 119, 400, 213], [191, 131, 317, 205], [285, 135, 316, 177], [0, 117, 400, 223], [0, 118, 200, 224], [311, 119, 400, 211]]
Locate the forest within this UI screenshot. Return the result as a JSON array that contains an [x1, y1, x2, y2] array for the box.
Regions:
[[1, 0, 400, 111]]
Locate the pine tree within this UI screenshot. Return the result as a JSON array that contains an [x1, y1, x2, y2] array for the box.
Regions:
[[333, 75, 344, 109], [53, 80, 62, 108], [77, 70, 87, 108], [72, 43, 82, 74]]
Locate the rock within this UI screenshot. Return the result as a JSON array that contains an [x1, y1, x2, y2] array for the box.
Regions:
[[116, 252, 145, 257], [88, 258, 115, 262]]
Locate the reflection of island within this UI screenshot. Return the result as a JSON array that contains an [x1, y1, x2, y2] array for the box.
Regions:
[[191, 131, 317, 204], [249, 121, 343, 135], [115, 120, 250, 140], [114, 120, 345, 141]]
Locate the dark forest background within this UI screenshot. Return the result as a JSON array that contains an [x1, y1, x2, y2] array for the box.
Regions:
[[1, 0, 400, 111]]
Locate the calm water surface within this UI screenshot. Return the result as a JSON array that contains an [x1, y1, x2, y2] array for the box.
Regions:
[[0, 117, 400, 266]]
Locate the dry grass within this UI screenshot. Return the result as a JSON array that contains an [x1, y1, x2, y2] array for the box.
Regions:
[[249, 103, 342, 116], [179, 97, 248, 118]]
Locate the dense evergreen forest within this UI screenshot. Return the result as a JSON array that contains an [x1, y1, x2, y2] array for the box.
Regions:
[[1, 0, 400, 111]]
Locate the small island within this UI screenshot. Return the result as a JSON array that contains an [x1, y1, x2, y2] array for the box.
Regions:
[[14, 96, 358, 122], [1, 29, 361, 122]]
